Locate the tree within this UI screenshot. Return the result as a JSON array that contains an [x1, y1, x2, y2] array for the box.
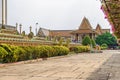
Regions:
[[15, 31, 19, 35], [82, 35, 91, 46], [65, 38, 71, 47], [59, 37, 64, 46], [95, 32, 117, 46], [91, 39, 96, 48], [53, 36, 57, 43], [22, 31, 25, 36], [28, 32, 34, 39]]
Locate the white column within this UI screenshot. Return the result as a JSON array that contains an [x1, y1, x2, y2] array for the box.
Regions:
[[5, 0, 7, 24], [2, 0, 7, 25], [2, 0, 5, 25]]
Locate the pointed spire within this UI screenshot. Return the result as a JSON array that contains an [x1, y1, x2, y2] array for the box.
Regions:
[[79, 17, 92, 30], [96, 24, 102, 35], [96, 24, 102, 30]]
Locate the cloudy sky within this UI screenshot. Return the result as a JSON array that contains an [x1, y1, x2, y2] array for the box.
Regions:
[[0, 0, 110, 34]]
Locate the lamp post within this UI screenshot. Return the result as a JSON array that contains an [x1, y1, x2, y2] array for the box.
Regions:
[[36, 23, 38, 36]]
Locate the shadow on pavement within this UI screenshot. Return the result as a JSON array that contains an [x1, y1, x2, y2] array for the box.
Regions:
[[86, 53, 120, 80]]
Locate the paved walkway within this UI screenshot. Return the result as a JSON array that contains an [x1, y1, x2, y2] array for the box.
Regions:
[[0, 50, 120, 80]]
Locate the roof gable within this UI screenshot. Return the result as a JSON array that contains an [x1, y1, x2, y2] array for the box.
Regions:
[[79, 17, 93, 30], [96, 24, 102, 35], [37, 28, 50, 37]]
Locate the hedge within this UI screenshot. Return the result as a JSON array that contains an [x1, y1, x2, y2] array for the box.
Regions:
[[0, 44, 90, 63], [0, 44, 70, 63], [69, 46, 90, 53]]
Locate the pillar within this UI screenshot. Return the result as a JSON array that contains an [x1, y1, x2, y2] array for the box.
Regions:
[[2, 0, 7, 25], [19, 24, 22, 34], [35, 23, 38, 36], [5, 0, 7, 24]]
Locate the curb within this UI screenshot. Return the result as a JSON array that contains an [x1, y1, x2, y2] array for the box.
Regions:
[[0, 54, 72, 68]]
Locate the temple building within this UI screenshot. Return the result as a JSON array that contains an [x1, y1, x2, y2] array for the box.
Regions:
[[37, 17, 110, 43], [71, 17, 96, 42]]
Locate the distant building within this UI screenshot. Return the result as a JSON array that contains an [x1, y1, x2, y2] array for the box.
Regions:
[[37, 17, 110, 43], [0, 24, 16, 30], [37, 27, 50, 37]]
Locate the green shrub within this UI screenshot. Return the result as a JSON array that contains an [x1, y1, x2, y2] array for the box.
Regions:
[[0, 44, 13, 53], [101, 43, 108, 50], [91, 39, 96, 48], [10, 45, 20, 62], [13, 47, 26, 61], [65, 38, 71, 47], [0, 47, 8, 63], [28, 32, 34, 39], [59, 37, 64, 46], [0, 44, 14, 63], [95, 32, 117, 46], [60, 46, 69, 55], [70, 46, 90, 53], [21, 46, 33, 60], [32, 46, 41, 59], [22, 46, 40, 60], [38, 46, 50, 58], [40, 46, 55, 57], [101, 43, 108, 48], [53, 46, 69, 56], [82, 36, 91, 46], [0, 44, 70, 63]]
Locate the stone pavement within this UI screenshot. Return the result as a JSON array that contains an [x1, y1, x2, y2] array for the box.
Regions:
[[0, 50, 120, 80]]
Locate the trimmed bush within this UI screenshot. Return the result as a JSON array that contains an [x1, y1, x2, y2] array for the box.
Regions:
[[21, 46, 32, 60], [91, 39, 96, 48], [101, 43, 108, 50], [38, 46, 54, 58], [82, 36, 91, 46], [13, 47, 26, 61], [0, 44, 70, 63], [53, 46, 69, 56], [101, 43, 108, 48], [70, 46, 90, 53]]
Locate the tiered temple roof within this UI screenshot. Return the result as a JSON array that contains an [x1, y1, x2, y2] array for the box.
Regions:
[[71, 17, 96, 34]]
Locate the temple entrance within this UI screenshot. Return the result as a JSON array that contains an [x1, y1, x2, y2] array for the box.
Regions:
[[75, 34, 78, 42]]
